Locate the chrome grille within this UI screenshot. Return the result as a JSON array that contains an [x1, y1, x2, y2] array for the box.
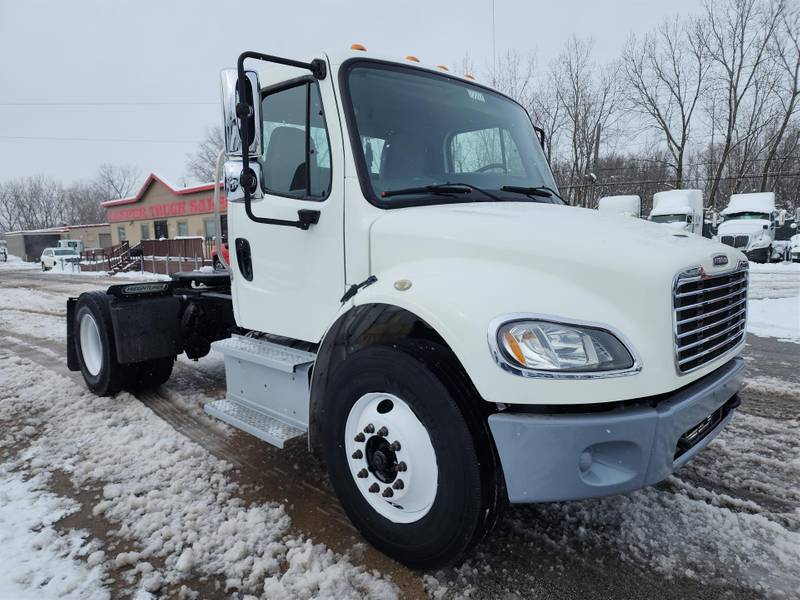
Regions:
[[720, 235, 749, 249], [673, 266, 748, 373]]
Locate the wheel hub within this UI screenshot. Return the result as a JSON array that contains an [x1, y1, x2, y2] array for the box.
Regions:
[[345, 392, 438, 524]]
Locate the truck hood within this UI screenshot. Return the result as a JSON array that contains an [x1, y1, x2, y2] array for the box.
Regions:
[[369, 202, 735, 284], [717, 219, 772, 236]]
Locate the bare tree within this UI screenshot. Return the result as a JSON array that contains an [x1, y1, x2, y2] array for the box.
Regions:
[[623, 16, 709, 187], [93, 163, 142, 201], [700, 0, 784, 207], [185, 126, 224, 183], [760, 3, 800, 190], [554, 37, 621, 206]]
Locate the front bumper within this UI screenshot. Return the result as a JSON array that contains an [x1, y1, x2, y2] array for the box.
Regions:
[[488, 357, 744, 503]]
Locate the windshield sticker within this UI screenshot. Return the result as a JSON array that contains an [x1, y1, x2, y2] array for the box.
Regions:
[[467, 89, 485, 103]]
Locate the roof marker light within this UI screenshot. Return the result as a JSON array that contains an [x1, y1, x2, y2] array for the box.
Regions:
[[464, 73, 476, 80], [436, 64, 449, 71], [405, 55, 420, 62], [351, 43, 367, 51]]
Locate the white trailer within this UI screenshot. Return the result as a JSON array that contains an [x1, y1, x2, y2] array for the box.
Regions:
[[649, 189, 704, 235], [597, 195, 641, 218], [715, 192, 779, 263], [67, 47, 748, 569]]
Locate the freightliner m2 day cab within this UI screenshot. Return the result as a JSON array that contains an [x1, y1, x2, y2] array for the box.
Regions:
[[67, 48, 749, 569]]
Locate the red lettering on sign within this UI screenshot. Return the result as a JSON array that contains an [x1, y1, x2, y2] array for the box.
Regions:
[[106, 195, 227, 223]]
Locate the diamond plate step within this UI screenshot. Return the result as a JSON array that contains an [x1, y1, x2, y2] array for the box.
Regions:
[[205, 398, 305, 448], [211, 335, 316, 373]]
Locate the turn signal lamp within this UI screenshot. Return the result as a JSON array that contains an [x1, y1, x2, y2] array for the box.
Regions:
[[405, 55, 420, 62], [351, 43, 367, 51]]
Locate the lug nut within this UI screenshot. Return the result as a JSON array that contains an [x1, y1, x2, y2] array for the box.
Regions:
[[396, 461, 407, 472], [352, 450, 363, 459], [369, 483, 380, 493], [357, 469, 368, 478], [393, 479, 404, 490], [364, 424, 375, 434], [390, 441, 401, 452], [382, 487, 394, 498], [354, 433, 365, 443], [377, 426, 388, 437]]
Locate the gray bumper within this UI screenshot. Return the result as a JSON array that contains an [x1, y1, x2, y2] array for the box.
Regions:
[[489, 357, 744, 503]]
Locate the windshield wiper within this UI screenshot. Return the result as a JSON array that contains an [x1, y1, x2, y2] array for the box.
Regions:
[[501, 185, 564, 202], [381, 183, 502, 202]]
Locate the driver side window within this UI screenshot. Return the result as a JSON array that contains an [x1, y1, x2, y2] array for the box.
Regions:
[[261, 82, 331, 199], [449, 127, 525, 175]]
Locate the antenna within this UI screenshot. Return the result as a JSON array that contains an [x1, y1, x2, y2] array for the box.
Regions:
[[491, 0, 496, 84]]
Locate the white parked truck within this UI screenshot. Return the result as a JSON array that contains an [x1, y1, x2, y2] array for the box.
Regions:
[[57, 239, 84, 253], [715, 192, 779, 263], [67, 48, 748, 569], [649, 189, 704, 235], [597, 195, 641, 218]]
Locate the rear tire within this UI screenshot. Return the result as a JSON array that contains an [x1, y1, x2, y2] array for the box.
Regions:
[[73, 291, 126, 396], [124, 356, 175, 391], [321, 343, 501, 570]]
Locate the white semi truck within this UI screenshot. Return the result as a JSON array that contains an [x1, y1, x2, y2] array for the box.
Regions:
[[715, 192, 779, 263], [67, 48, 748, 569], [649, 189, 704, 235], [597, 195, 641, 217]]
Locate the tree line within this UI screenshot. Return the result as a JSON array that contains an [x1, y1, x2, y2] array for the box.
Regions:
[[480, 0, 799, 213], [0, 164, 140, 232]]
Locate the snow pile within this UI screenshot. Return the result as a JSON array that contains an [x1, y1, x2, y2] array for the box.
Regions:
[[0, 254, 37, 270], [0, 469, 109, 600], [747, 296, 800, 343], [0, 353, 397, 599]]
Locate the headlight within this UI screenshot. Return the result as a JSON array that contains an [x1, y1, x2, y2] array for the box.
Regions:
[[490, 318, 638, 377]]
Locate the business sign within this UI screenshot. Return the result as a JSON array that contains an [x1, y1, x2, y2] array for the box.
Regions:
[[107, 196, 228, 223]]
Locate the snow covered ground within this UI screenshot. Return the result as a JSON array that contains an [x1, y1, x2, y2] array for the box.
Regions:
[[0, 263, 798, 599]]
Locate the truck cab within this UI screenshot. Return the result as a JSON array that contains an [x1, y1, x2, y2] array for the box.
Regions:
[[649, 189, 704, 235], [57, 239, 83, 254], [67, 47, 748, 569], [715, 192, 780, 263], [597, 195, 641, 218]]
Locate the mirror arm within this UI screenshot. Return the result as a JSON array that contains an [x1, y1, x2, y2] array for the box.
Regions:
[[236, 51, 326, 230]]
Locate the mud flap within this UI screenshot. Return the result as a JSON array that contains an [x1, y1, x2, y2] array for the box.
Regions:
[[66, 297, 80, 371]]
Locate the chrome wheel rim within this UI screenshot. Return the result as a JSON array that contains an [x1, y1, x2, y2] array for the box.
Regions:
[[345, 392, 438, 524], [79, 313, 103, 376]]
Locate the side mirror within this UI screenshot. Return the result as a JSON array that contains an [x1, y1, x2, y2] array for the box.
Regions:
[[220, 69, 262, 157]]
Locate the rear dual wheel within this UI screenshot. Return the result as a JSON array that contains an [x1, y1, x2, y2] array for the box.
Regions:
[[74, 291, 174, 396], [322, 344, 502, 570]]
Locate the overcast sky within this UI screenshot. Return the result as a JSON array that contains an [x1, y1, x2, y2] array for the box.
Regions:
[[0, 0, 704, 189]]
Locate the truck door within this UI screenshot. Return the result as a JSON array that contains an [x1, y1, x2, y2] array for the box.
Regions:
[[229, 74, 345, 343]]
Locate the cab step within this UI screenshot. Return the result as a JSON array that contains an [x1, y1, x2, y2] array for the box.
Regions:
[[205, 334, 316, 448], [205, 398, 305, 448]]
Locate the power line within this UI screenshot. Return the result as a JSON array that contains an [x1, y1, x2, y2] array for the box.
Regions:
[[0, 101, 217, 107], [0, 135, 200, 144]]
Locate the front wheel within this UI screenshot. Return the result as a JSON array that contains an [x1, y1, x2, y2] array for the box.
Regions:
[[322, 344, 501, 569]]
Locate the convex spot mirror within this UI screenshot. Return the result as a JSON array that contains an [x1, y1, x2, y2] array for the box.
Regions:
[[220, 69, 263, 157]]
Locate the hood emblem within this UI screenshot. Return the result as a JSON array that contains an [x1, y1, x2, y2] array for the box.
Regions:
[[712, 254, 729, 267]]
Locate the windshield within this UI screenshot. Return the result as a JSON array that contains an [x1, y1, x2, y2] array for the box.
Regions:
[[651, 214, 688, 224], [724, 212, 770, 221], [345, 63, 560, 207]]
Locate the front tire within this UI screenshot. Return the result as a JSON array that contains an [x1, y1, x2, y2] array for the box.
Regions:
[[322, 344, 500, 569]]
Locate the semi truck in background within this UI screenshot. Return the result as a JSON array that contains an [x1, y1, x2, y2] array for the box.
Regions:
[[66, 47, 749, 569], [649, 190, 704, 236], [715, 192, 782, 263], [597, 195, 641, 218]]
